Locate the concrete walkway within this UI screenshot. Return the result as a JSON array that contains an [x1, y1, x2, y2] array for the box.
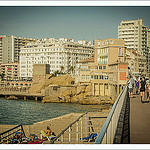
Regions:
[[130, 92, 150, 144]]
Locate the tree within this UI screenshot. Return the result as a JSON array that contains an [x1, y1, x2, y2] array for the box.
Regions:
[[69, 66, 74, 75], [60, 66, 64, 72], [0, 73, 5, 81]]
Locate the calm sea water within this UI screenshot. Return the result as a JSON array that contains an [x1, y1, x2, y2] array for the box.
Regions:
[[0, 97, 110, 125]]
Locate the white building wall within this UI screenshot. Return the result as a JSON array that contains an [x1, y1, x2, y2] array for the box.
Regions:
[[19, 38, 94, 79]]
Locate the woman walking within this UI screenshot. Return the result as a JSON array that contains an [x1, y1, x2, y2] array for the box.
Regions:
[[139, 77, 146, 103]]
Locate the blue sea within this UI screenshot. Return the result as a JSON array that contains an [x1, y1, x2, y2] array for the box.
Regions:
[[0, 97, 110, 125]]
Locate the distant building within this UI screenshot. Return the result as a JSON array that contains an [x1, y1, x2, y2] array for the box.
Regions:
[[125, 48, 147, 77], [77, 38, 127, 97], [19, 38, 94, 80], [118, 19, 147, 52], [118, 19, 149, 73], [0, 63, 19, 81], [0, 35, 36, 64]]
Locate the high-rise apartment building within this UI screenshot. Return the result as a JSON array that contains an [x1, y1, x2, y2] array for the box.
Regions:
[[19, 38, 94, 79], [118, 19, 147, 53], [118, 19, 149, 73], [0, 35, 36, 64]]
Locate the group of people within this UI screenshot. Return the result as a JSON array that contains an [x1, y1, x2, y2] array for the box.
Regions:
[[127, 75, 150, 103]]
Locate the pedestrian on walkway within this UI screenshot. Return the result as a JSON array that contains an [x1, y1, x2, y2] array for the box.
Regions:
[[139, 77, 146, 103], [135, 78, 140, 95], [146, 76, 150, 101], [130, 76, 135, 94], [127, 77, 133, 98]]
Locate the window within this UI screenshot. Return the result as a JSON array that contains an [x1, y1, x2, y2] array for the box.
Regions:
[[98, 49, 100, 55], [99, 66, 102, 69], [103, 66, 106, 69], [99, 75, 103, 79], [94, 75, 98, 79]]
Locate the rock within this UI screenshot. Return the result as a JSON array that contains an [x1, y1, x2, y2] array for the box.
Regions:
[[7, 96, 18, 100]]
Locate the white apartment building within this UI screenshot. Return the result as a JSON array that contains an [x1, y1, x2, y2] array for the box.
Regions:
[[19, 38, 94, 79]]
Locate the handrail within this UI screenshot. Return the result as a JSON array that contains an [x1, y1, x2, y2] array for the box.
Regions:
[[0, 125, 22, 135], [0, 125, 25, 144], [50, 112, 88, 144], [94, 86, 127, 144]]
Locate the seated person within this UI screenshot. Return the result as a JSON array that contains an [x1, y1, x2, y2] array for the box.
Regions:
[[45, 126, 52, 136]]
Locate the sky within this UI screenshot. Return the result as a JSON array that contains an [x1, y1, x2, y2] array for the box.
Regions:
[[1, 6, 150, 42]]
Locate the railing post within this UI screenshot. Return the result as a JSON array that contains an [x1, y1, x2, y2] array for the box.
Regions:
[[7, 132, 9, 144], [76, 122, 78, 143], [81, 118, 83, 142], [12, 130, 13, 139], [1, 135, 3, 143], [69, 127, 71, 143], [61, 134, 64, 143], [85, 113, 87, 137]]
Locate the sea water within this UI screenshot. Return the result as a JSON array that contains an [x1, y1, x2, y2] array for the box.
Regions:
[[0, 97, 110, 125]]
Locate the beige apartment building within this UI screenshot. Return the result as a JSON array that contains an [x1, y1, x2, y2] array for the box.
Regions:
[[0, 63, 19, 81], [118, 19, 147, 52], [78, 38, 128, 97], [118, 19, 149, 73], [0, 35, 36, 64]]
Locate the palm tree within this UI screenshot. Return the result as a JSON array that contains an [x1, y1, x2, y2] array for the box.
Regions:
[[69, 66, 74, 75], [0, 73, 5, 81], [60, 66, 64, 72]]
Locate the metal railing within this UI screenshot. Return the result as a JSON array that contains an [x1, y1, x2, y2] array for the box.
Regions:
[[0, 125, 25, 144], [94, 86, 128, 144], [50, 112, 107, 144]]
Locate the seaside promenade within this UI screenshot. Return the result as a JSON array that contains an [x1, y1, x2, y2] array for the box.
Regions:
[[130, 93, 150, 144]]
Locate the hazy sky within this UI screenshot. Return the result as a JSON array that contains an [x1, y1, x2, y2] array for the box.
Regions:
[[0, 6, 150, 42]]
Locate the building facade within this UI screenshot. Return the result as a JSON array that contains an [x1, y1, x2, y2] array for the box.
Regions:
[[19, 38, 94, 79], [118, 19, 149, 73], [0, 63, 19, 81], [125, 48, 147, 77], [118, 19, 147, 52], [0, 35, 36, 64], [77, 38, 127, 97]]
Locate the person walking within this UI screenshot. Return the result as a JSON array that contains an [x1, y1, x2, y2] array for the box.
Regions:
[[139, 77, 146, 103], [135, 78, 140, 95], [130, 76, 135, 94], [146, 76, 150, 101], [127, 77, 133, 98]]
